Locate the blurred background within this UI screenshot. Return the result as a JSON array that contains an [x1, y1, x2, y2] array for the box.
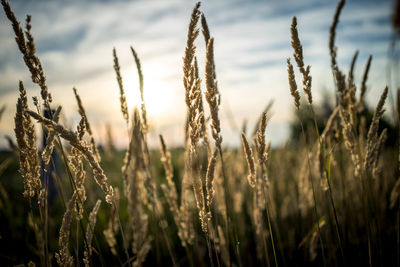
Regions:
[[0, 0, 396, 149]]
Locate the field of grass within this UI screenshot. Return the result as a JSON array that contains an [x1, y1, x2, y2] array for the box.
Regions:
[[0, 0, 399, 266]]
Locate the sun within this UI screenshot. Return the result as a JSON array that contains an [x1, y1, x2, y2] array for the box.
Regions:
[[123, 75, 175, 118]]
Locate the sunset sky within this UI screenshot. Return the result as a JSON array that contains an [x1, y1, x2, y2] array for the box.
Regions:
[[0, 0, 395, 149]]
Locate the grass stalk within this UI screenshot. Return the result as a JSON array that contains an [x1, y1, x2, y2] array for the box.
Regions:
[[261, 172, 278, 267], [298, 118, 327, 267], [309, 106, 345, 263]]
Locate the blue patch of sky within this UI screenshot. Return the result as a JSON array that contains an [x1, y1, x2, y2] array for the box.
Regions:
[[36, 26, 88, 53], [224, 74, 261, 86], [237, 58, 283, 71]]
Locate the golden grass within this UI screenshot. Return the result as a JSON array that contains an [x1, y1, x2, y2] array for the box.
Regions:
[[0, 0, 398, 266]]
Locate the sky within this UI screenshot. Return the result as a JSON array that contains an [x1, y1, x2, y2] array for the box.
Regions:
[[0, 0, 396, 149]]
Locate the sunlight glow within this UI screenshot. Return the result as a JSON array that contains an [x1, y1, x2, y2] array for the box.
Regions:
[[124, 75, 175, 118]]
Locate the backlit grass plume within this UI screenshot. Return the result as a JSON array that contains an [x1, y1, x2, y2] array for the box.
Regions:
[[131, 46, 148, 133], [14, 81, 41, 200], [26, 110, 114, 204], [113, 48, 129, 124], [287, 58, 300, 109], [73, 87, 101, 162], [290, 16, 312, 105], [2, 1, 51, 106], [329, 0, 346, 69]]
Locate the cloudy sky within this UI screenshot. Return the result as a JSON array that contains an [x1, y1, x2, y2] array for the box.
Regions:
[[0, 0, 396, 149]]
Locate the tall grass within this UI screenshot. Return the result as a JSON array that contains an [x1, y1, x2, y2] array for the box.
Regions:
[[0, 0, 399, 266]]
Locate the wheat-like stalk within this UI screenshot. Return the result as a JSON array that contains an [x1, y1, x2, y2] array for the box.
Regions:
[[14, 81, 41, 200], [124, 108, 153, 265], [83, 200, 101, 267], [67, 120, 87, 220], [2, 1, 51, 105], [73, 87, 101, 161], [0, 105, 5, 122], [131, 46, 148, 133], [159, 134, 191, 249], [113, 48, 129, 124], [364, 86, 388, 173], [159, 135, 180, 230], [329, 0, 346, 70], [349, 50, 359, 83], [205, 38, 222, 148], [41, 106, 62, 165], [26, 110, 114, 203], [287, 58, 300, 109], [290, 17, 312, 105], [55, 192, 78, 267], [201, 14, 221, 105], [359, 55, 372, 110], [103, 188, 119, 256], [241, 132, 256, 187], [182, 2, 210, 234], [206, 149, 218, 207]]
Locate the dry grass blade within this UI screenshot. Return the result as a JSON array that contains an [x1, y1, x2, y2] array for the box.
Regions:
[[124, 108, 153, 265], [131, 46, 148, 132], [183, 2, 201, 146], [320, 106, 340, 141], [113, 48, 129, 124], [290, 17, 305, 72], [206, 149, 218, 207], [201, 13, 210, 44], [251, 100, 274, 139], [42, 106, 61, 165], [256, 112, 269, 165], [183, 2, 201, 100], [339, 105, 361, 177], [103, 189, 119, 256], [55, 192, 78, 267], [26, 109, 114, 204], [0, 158, 12, 178], [42, 106, 62, 165], [0, 105, 5, 122], [359, 55, 372, 108], [241, 132, 256, 187], [205, 38, 222, 147], [349, 50, 359, 84], [73, 87, 101, 162], [201, 13, 220, 106], [364, 86, 388, 172], [14, 81, 41, 200], [334, 66, 347, 108], [290, 17, 312, 105], [84, 200, 101, 267], [287, 58, 300, 109], [1, 1, 50, 104], [159, 135, 180, 225], [329, 0, 346, 69]]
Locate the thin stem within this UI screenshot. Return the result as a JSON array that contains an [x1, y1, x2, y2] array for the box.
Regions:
[[310, 106, 345, 263], [261, 167, 278, 267], [152, 203, 178, 267], [298, 118, 326, 267], [112, 198, 131, 267], [217, 146, 233, 267], [205, 231, 215, 267]]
